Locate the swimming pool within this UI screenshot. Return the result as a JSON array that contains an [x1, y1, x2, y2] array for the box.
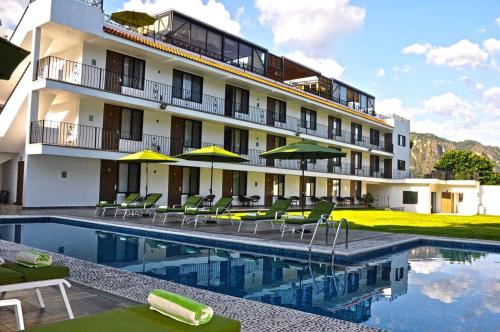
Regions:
[[0, 219, 499, 331]]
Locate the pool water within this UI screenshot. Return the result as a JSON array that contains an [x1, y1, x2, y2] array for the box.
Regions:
[[1, 222, 499, 331]]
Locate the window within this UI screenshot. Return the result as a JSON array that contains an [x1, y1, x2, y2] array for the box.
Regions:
[[351, 123, 362, 142], [267, 97, 287, 123], [301, 108, 317, 130], [223, 37, 238, 63], [370, 129, 380, 146], [458, 193, 464, 202], [238, 42, 252, 69], [224, 127, 248, 155], [206, 31, 222, 57], [331, 179, 341, 197], [397, 160, 406, 171], [329, 117, 342, 137], [118, 163, 140, 194], [353, 152, 362, 169], [403, 191, 418, 204], [122, 55, 145, 90], [172, 69, 203, 103], [340, 85, 347, 103], [398, 134, 406, 147], [190, 23, 207, 49], [305, 177, 316, 197], [332, 148, 342, 167], [120, 108, 143, 141], [273, 174, 285, 197], [370, 155, 380, 172], [353, 180, 362, 198], [360, 94, 367, 111], [182, 167, 200, 196], [225, 85, 249, 115], [232, 171, 247, 196], [183, 119, 201, 148]]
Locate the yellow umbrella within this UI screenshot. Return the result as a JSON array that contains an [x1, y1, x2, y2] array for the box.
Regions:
[[119, 150, 177, 195]]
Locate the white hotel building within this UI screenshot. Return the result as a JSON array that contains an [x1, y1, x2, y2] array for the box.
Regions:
[[2, 0, 458, 213]]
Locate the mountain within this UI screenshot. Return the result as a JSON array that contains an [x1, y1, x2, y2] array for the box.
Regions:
[[410, 133, 500, 176]]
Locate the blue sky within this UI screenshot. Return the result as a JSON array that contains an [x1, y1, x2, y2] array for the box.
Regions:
[[2, 0, 500, 146]]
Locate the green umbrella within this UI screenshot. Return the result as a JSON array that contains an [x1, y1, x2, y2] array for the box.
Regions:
[[119, 150, 177, 196], [260, 140, 346, 215], [111, 10, 156, 28], [0, 38, 30, 80], [176, 145, 248, 196]]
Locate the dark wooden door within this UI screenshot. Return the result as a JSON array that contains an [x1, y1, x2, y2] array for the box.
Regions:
[[384, 159, 392, 179], [102, 104, 121, 150], [327, 179, 333, 200], [266, 134, 276, 167], [384, 133, 393, 152], [266, 97, 275, 126], [99, 160, 118, 202], [15, 161, 24, 205], [170, 116, 185, 155], [349, 180, 356, 199], [328, 116, 334, 139], [350, 151, 356, 175], [264, 173, 274, 206], [168, 166, 183, 206], [105, 50, 123, 93], [222, 170, 233, 197]]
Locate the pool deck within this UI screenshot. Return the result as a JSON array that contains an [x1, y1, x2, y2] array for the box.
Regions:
[[1, 207, 499, 331]]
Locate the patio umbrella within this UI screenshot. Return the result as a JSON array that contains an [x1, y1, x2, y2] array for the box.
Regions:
[[176, 145, 248, 196], [110, 10, 156, 28], [260, 140, 346, 215], [118, 150, 177, 196], [0, 38, 30, 80]]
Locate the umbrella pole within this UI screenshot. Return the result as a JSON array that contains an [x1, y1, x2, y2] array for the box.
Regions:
[[210, 161, 214, 196], [145, 162, 149, 196]]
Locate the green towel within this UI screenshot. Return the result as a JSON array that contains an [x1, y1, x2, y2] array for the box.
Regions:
[[147, 289, 213, 326], [16, 251, 53, 268]]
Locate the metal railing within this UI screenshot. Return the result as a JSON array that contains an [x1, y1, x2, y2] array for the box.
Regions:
[[29, 120, 403, 179], [36, 56, 393, 153]]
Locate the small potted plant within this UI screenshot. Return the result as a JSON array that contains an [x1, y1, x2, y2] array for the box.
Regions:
[[362, 193, 374, 207]]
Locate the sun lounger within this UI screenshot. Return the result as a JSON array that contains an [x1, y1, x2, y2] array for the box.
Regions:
[[95, 193, 140, 216], [182, 197, 232, 227], [238, 198, 292, 234], [115, 193, 163, 219], [281, 201, 336, 239], [25, 304, 241, 332], [152, 196, 204, 223], [0, 260, 74, 319]]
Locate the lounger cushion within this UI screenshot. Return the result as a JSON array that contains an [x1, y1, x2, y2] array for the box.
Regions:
[[240, 214, 275, 221], [96, 202, 120, 208], [0, 266, 24, 285], [282, 217, 317, 225], [26, 304, 241, 332], [2, 261, 70, 282], [155, 207, 184, 213]]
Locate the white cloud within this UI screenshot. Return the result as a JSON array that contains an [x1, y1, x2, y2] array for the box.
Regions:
[[482, 86, 500, 116], [374, 68, 385, 78], [421, 278, 472, 304], [483, 38, 500, 53], [0, 0, 28, 29], [402, 43, 432, 55], [255, 0, 365, 53], [122, 0, 242, 36], [286, 50, 345, 79], [422, 92, 474, 120], [403, 39, 489, 69]]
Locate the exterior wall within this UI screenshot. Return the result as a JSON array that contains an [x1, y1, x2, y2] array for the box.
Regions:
[[387, 115, 410, 173], [23, 154, 100, 207], [368, 183, 432, 213], [430, 184, 480, 215], [480, 185, 500, 215]]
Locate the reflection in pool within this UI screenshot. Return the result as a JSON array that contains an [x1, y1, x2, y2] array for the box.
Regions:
[[0, 222, 499, 331]]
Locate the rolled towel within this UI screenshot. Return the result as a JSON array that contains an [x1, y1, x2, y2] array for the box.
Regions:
[[0, 257, 4, 265], [148, 289, 213, 326], [16, 251, 52, 268]]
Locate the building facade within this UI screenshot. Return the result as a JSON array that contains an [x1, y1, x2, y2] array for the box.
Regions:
[[0, 0, 412, 208]]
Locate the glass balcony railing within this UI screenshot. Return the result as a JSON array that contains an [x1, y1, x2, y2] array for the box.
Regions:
[[29, 120, 402, 179], [36, 56, 393, 153]]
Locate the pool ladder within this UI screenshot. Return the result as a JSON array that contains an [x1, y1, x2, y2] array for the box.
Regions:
[[307, 217, 349, 265]]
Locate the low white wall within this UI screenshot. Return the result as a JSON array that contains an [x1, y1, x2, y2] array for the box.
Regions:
[[368, 183, 431, 213], [23, 155, 100, 207], [480, 185, 500, 215]]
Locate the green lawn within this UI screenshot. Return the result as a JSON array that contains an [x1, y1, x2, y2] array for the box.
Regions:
[[332, 210, 500, 241]]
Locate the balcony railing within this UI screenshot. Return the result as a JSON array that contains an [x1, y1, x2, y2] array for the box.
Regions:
[[30, 120, 402, 179], [36, 56, 393, 153]]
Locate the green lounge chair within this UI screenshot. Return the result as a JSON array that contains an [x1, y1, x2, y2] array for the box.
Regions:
[[152, 196, 204, 223], [238, 198, 292, 234], [182, 197, 232, 227], [281, 201, 336, 239], [0, 260, 74, 319], [115, 193, 163, 219], [26, 304, 240, 332], [95, 193, 140, 216]]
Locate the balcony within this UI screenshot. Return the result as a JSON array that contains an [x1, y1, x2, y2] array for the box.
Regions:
[[36, 57, 392, 153], [29, 120, 400, 180]]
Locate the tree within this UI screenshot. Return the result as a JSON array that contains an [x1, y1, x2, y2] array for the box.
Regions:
[[434, 150, 500, 184]]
